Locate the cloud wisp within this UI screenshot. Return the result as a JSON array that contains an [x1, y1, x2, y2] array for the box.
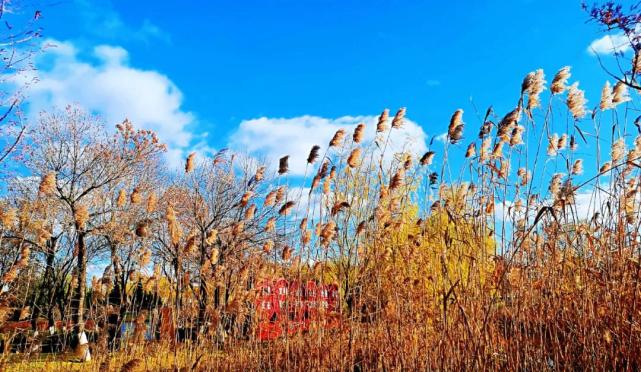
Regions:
[[588, 32, 632, 55], [76, 0, 171, 44]]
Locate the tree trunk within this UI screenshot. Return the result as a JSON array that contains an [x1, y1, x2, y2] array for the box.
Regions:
[[173, 255, 181, 342], [108, 243, 126, 349], [31, 237, 57, 331], [44, 242, 56, 328], [197, 234, 208, 333], [72, 230, 87, 334]]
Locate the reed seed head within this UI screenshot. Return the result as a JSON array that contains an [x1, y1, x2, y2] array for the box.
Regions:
[[185, 152, 196, 173], [551, 66, 571, 94]]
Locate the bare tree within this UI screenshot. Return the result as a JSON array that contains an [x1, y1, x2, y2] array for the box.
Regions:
[[0, 0, 43, 169], [153, 152, 285, 339], [26, 106, 165, 352]]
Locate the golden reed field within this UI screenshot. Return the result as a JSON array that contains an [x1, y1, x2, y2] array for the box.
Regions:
[[2, 2, 641, 371]]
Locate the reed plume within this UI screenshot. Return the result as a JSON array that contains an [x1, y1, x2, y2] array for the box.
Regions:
[[557, 134, 568, 150], [566, 82, 587, 119], [634, 51, 641, 73], [264, 217, 276, 232], [240, 191, 253, 207], [523, 69, 546, 110], [209, 248, 220, 265], [347, 148, 361, 168], [570, 135, 577, 151], [135, 220, 150, 238], [420, 151, 435, 166], [254, 166, 265, 182], [232, 221, 244, 236], [318, 160, 329, 178], [612, 81, 630, 106], [278, 156, 289, 175], [517, 167, 530, 185], [353, 123, 365, 143], [376, 109, 389, 132], [275, 186, 285, 203], [264, 190, 276, 207], [130, 187, 141, 204], [263, 240, 273, 253], [166, 206, 182, 246], [331, 201, 350, 216], [600, 81, 613, 111], [281, 246, 292, 261], [447, 109, 464, 144], [245, 204, 256, 220], [612, 138, 626, 163], [117, 189, 127, 207], [146, 192, 157, 213], [551, 66, 571, 94], [0, 207, 16, 228], [320, 220, 336, 247], [311, 175, 321, 191], [547, 134, 559, 156], [498, 108, 521, 142], [510, 125, 525, 146], [75, 204, 89, 230], [323, 177, 331, 194], [391, 107, 406, 129], [307, 145, 321, 164], [465, 143, 476, 158], [185, 152, 196, 173], [38, 172, 56, 196], [329, 129, 346, 147], [205, 229, 218, 245], [571, 159, 583, 175], [390, 168, 404, 190], [279, 201, 295, 215]]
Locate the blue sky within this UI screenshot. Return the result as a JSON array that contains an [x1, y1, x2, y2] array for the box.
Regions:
[[21, 0, 630, 174], [20, 0, 641, 274]]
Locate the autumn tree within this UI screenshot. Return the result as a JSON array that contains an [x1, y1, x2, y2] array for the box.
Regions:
[[26, 106, 165, 347]]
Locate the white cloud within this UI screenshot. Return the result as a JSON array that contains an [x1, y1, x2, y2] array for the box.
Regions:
[[572, 186, 609, 221], [229, 115, 429, 176], [93, 45, 128, 65], [494, 185, 610, 227], [23, 39, 202, 168], [76, 0, 171, 44], [434, 132, 448, 143], [588, 33, 632, 55]]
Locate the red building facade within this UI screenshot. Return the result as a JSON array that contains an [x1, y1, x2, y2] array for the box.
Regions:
[[254, 279, 340, 341]]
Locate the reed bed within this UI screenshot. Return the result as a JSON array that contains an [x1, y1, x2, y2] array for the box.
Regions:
[[2, 58, 641, 371]]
